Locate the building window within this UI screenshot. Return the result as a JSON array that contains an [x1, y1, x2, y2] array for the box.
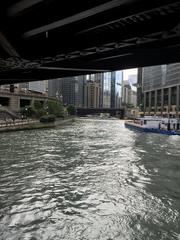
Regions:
[[171, 87, 176, 105], [151, 91, 155, 107], [157, 90, 161, 106], [163, 88, 168, 106], [146, 92, 149, 107]]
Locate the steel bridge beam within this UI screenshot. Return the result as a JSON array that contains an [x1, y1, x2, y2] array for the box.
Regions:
[[23, 0, 133, 38]]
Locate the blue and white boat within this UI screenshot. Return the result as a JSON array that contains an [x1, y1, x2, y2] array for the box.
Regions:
[[125, 116, 180, 135]]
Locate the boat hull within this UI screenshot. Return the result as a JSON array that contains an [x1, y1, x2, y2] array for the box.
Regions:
[[125, 121, 180, 135]]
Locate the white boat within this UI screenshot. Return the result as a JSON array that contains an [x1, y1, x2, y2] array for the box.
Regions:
[[125, 116, 180, 135]]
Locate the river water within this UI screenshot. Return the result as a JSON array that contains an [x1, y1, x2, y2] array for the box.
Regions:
[[0, 118, 180, 240]]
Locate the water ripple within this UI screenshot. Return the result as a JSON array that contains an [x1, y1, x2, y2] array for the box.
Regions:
[[0, 119, 180, 239]]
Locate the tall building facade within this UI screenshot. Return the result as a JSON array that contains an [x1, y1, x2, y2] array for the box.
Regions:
[[74, 76, 85, 108], [102, 72, 111, 108], [48, 71, 123, 109], [139, 63, 180, 117], [137, 68, 143, 110], [84, 81, 100, 108], [48, 77, 76, 105], [122, 72, 137, 108], [83, 74, 102, 108], [48, 78, 62, 100], [18, 81, 47, 94], [110, 71, 123, 108], [122, 81, 137, 107], [28, 81, 47, 93], [61, 78, 76, 106]]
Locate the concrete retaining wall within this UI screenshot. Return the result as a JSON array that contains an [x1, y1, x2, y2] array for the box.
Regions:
[[0, 118, 74, 133]]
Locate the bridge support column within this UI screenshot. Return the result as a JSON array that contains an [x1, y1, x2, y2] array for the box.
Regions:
[[31, 97, 35, 106], [9, 95, 20, 112]]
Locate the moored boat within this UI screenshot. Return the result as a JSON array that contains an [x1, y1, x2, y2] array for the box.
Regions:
[[125, 116, 180, 135]]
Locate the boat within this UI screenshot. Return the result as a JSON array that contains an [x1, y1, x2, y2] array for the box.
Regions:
[[124, 116, 180, 135]]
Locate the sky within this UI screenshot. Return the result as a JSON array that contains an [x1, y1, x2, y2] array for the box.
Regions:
[[123, 68, 137, 81]]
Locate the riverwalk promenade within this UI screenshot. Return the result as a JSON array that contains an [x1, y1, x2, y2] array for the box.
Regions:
[[0, 118, 74, 132]]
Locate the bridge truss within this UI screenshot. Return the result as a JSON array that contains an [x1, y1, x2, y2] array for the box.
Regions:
[[0, 0, 180, 84]]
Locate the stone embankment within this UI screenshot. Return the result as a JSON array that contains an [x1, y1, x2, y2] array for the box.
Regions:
[[0, 118, 74, 133]]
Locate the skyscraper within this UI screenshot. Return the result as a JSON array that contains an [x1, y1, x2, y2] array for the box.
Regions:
[[48, 76, 87, 107], [83, 74, 102, 108], [28, 81, 47, 93], [74, 76, 84, 108], [48, 71, 123, 110], [48, 77, 75, 105], [138, 63, 180, 117], [112, 71, 123, 109], [102, 72, 111, 108]]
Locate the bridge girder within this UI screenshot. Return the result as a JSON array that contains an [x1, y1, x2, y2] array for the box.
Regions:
[[0, 0, 180, 84]]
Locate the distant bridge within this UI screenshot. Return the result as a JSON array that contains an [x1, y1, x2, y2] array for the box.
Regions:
[[76, 108, 124, 117]]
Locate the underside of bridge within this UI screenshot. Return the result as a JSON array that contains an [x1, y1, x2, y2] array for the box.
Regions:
[[0, 0, 180, 84]]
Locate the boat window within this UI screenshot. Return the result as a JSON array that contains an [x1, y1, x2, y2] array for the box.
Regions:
[[144, 120, 147, 125]]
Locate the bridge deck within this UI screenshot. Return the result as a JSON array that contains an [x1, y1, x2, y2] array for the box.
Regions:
[[0, 0, 180, 83]]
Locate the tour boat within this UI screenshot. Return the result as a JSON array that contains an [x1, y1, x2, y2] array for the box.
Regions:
[[125, 116, 180, 135]]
